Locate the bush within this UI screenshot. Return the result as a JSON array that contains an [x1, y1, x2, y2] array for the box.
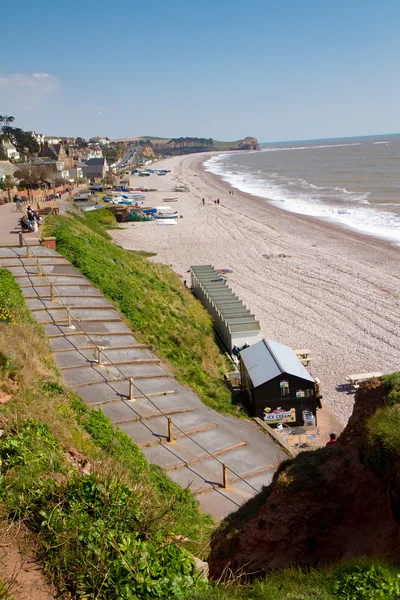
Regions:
[[1, 418, 203, 599], [332, 561, 400, 599], [0, 270, 31, 322]]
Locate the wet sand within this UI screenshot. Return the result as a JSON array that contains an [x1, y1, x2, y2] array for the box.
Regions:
[[111, 153, 400, 424]]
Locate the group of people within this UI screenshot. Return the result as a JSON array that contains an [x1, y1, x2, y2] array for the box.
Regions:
[[231, 343, 250, 357], [201, 197, 221, 205], [20, 205, 43, 232]]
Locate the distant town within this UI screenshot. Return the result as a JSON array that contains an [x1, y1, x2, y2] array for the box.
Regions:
[[0, 116, 258, 201]]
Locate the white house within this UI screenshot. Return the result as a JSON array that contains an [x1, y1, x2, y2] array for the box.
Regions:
[[44, 136, 62, 145], [27, 131, 45, 146], [1, 140, 20, 160]]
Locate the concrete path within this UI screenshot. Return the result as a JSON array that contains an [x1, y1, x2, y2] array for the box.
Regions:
[[0, 245, 286, 519]]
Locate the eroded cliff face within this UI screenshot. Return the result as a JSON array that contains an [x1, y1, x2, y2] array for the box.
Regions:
[[209, 379, 400, 579], [236, 137, 260, 151]]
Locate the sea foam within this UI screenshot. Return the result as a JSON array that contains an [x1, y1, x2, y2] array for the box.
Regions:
[[204, 153, 400, 245]]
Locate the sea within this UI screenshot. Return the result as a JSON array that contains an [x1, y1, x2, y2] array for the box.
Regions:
[[204, 134, 400, 245]]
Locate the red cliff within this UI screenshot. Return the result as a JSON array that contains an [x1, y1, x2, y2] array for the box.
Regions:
[[209, 377, 400, 579]]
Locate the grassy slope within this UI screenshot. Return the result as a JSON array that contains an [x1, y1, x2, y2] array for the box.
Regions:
[[0, 269, 212, 598], [43, 210, 238, 416]]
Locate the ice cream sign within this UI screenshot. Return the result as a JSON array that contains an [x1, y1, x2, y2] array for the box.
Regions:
[[263, 407, 296, 424]]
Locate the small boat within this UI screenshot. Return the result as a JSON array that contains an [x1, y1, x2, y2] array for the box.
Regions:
[[154, 213, 178, 219], [156, 219, 177, 225], [163, 198, 178, 202]]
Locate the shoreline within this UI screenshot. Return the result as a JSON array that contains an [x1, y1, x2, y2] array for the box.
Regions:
[[111, 152, 400, 425]]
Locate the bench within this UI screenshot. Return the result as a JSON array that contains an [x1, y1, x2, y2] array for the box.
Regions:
[[346, 372, 383, 389]]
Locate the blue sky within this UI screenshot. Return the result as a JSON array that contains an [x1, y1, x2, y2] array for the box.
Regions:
[[1, 0, 399, 141]]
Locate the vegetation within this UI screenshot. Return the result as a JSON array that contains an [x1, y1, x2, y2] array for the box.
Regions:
[[0, 262, 211, 598], [0, 115, 39, 156], [43, 210, 236, 416], [361, 372, 400, 515], [192, 558, 400, 599], [167, 138, 214, 149]]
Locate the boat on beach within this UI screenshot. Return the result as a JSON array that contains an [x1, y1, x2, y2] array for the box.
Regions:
[[154, 213, 178, 219], [163, 198, 178, 202]]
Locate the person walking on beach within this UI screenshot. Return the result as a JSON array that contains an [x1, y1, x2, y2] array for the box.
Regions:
[[202, 198, 205, 206], [217, 198, 220, 204]]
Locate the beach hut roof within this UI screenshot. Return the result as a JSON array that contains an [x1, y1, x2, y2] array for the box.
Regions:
[[240, 338, 314, 388]]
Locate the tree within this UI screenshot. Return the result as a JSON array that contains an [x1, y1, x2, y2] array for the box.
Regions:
[[2, 127, 39, 155], [14, 165, 52, 188], [0, 115, 15, 129], [0, 175, 17, 202]]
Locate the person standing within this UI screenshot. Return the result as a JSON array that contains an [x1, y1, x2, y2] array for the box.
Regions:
[[315, 378, 323, 409], [202, 198, 205, 205]]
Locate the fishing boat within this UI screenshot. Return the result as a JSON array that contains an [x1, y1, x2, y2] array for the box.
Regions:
[[163, 198, 178, 202]]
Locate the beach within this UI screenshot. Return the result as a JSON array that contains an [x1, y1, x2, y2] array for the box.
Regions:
[[111, 152, 400, 425]]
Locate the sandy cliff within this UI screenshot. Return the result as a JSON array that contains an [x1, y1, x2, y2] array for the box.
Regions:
[[208, 378, 400, 579], [236, 136, 260, 151]]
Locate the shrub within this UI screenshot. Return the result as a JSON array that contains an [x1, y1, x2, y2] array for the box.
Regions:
[[332, 561, 400, 599]]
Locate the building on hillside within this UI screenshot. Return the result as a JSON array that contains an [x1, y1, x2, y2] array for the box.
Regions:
[[39, 142, 74, 169], [44, 136, 62, 145], [1, 140, 20, 160], [26, 131, 45, 147], [73, 146, 103, 161], [31, 157, 70, 181], [82, 157, 109, 181], [69, 160, 85, 181], [0, 161, 16, 181], [89, 136, 111, 146], [240, 338, 316, 425]]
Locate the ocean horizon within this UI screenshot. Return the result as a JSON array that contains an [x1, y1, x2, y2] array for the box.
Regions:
[[204, 134, 400, 246]]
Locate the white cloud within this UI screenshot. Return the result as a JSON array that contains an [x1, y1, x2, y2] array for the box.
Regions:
[[0, 72, 61, 110]]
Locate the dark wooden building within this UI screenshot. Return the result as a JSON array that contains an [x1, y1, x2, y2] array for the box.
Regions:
[[240, 338, 316, 426]]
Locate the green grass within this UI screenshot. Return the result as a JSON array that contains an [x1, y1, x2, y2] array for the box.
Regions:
[[0, 269, 213, 598], [192, 558, 400, 600], [360, 373, 400, 519], [43, 210, 237, 416]]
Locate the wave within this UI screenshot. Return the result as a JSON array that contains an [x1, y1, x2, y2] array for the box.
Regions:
[[259, 143, 363, 153], [203, 155, 400, 245]]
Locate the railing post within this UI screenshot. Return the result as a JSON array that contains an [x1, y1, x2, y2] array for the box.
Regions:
[[26, 244, 31, 258], [167, 418, 174, 443], [129, 378, 135, 401], [36, 258, 42, 276], [97, 346, 104, 367], [66, 308, 76, 330], [19, 232, 23, 247], [222, 463, 228, 489], [50, 283, 57, 302]]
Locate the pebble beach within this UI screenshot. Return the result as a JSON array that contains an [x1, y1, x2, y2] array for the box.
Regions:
[[111, 152, 400, 425]]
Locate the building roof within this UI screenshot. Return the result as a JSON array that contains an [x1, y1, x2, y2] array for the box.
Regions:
[[84, 158, 106, 165], [240, 338, 314, 388]]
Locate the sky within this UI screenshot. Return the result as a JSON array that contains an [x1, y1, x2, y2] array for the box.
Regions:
[[1, 0, 400, 142]]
